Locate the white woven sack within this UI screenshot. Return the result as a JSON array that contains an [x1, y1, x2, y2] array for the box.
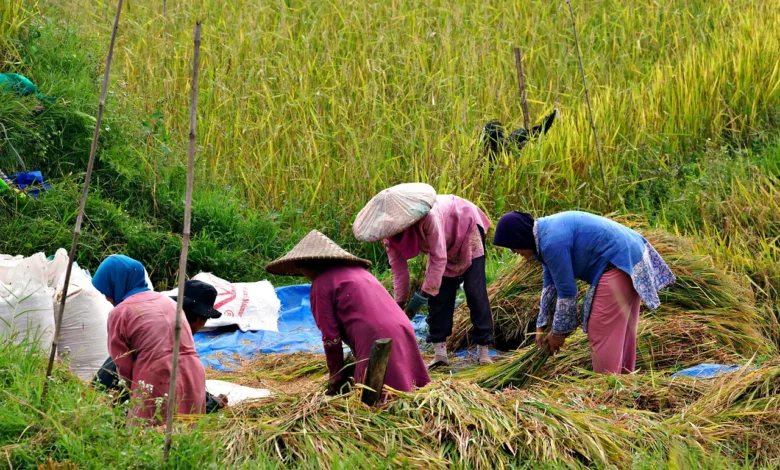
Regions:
[[163, 273, 282, 331], [185, 273, 280, 332], [53, 255, 111, 379], [47, 249, 153, 291], [0, 253, 54, 350], [205, 379, 271, 406]]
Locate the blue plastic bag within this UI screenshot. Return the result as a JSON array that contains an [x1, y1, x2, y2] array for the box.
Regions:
[[671, 363, 741, 379], [10, 171, 50, 199]]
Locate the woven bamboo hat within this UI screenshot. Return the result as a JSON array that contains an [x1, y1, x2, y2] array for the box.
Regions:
[[264, 230, 372, 276], [352, 183, 437, 242]]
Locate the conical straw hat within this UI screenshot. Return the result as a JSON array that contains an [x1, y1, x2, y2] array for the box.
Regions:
[[264, 230, 372, 276], [352, 183, 437, 242]]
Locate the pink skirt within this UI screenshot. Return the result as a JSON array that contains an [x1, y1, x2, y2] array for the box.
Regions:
[[587, 269, 641, 374]]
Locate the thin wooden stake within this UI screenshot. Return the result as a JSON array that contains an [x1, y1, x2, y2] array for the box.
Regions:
[[565, 0, 609, 206], [361, 338, 393, 406], [514, 47, 531, 130], [43, 0, 124, 390], [163, 22, 201, 460]]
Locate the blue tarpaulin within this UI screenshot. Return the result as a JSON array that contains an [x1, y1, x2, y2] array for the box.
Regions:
[[671, 363, 742, 379], [195, 285, 323, 370], [195, 284, 497, 371]]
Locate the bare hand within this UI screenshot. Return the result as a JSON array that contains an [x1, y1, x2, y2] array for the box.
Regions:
[[215, 394, 229, 408], [544, 333, 566, 355], [535, 327, 546, 350]]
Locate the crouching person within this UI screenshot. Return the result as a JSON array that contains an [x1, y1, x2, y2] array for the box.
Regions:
[[93, 279, 227, 413], [91, 256, 207, 425], [265, 230, 430, 395]]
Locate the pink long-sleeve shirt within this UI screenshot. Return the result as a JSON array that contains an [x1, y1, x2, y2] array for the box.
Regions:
[[107, 291, 206, 425], [384, 195, 491, 303]]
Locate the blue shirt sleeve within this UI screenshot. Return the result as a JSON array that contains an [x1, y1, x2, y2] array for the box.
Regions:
[[543, 244, 579, 335]]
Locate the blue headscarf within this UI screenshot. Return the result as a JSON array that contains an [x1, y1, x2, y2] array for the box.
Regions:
[[91, 255, 150, 305]]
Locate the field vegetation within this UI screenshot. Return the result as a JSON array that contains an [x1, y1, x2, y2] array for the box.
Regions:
[[0, 0, 778, 468]]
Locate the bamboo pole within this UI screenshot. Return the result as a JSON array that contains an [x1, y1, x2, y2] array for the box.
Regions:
[[43, 0, 124, 390], [513, 47, 531, 131], [565, 0, 609, 205], [361, 338, 393, 406], [163, 22, 202, 460]]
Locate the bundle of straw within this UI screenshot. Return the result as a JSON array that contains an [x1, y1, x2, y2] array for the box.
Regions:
[[206, 367, 780, 467], [527, 371, 710, 415], [664, 361, 780, 462], [447, 260, 548, 351], [474, 346, 550, 389], [213, 380, 652, 468]]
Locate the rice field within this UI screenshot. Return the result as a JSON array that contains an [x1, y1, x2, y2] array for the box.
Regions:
[[44, 0, 780, 223], [1, 0, 779, 468]]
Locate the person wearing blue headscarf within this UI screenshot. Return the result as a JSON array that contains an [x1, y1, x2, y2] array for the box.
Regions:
[[91, 255, 150, 305], [91, 255, 206, 425]]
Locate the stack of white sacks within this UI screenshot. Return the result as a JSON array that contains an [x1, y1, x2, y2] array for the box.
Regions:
[[1, 250, 280, 384], [0, 249, 139, 379]]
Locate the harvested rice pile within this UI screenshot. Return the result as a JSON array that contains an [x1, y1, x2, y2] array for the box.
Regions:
[[206, 352, 327, 395], [208, 363, 779, 468]]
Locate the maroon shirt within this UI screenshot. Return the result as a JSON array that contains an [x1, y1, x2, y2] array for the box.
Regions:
[[310, 265, 430, 392]]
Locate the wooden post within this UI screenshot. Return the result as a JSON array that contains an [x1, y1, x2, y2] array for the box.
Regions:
[[514, 47, 531, 130], [361, 338, 393, 406], [43, 0, 124, 391], [565, 0, 609, 206], [163, 22, 201, 460]]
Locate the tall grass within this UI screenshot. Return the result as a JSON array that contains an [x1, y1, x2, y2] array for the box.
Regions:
[[44, 0, 780, 237], [0, 0, 37, 65]]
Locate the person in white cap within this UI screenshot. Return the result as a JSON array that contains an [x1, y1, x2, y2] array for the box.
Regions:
[[353, 184, 495, 367], [265, 230, 430, 396]]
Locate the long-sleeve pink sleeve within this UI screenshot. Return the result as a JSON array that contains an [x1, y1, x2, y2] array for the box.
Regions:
[[419, 213, 448, 297], [310, 282, 346, 382], [384, 239, 411, 303], [107, 308, 134, 384]]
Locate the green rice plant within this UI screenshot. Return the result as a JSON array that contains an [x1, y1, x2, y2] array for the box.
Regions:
[[0, 0, 37, 64], [39, 0, 780, 234]]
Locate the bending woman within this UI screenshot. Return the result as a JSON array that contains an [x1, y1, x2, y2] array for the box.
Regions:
[[492, 211, 675, 374], [383, 195, 494, 367], [265, 230, 430, 395], [92, 255, 206, 424]]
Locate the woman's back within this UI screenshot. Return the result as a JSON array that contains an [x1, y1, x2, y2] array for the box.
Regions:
[[311, 266, 430, 391], [108, 291, 205, 423]]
